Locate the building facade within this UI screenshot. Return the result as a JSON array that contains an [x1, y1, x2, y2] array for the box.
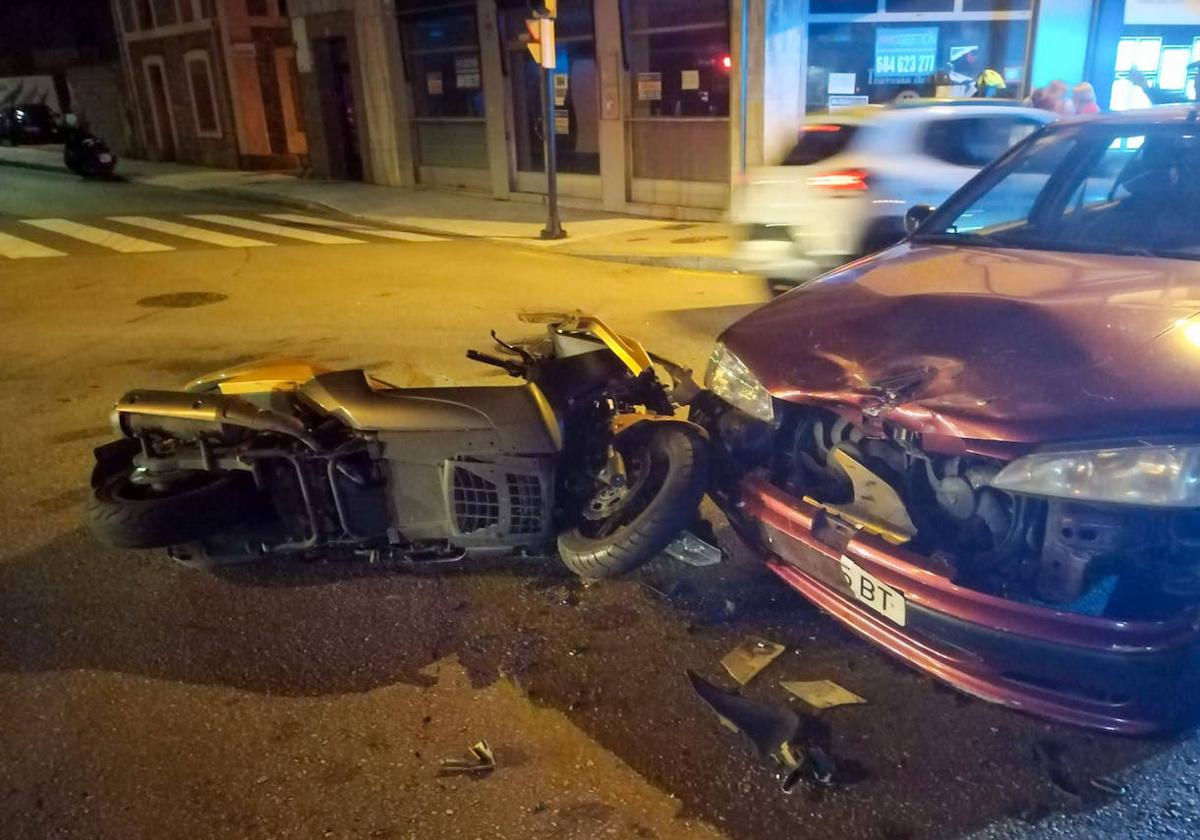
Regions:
[[279, 1, 1196, 217], [111, 0, 308, 168]]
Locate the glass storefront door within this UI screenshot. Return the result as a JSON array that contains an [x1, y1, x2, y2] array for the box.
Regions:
[[397, 1, 488, 172], [500, 0, 600, 175], [805, 1, 1034, 113]]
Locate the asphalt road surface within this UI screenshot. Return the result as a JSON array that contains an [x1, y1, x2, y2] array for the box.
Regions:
[[1, 166, 1197, 840]]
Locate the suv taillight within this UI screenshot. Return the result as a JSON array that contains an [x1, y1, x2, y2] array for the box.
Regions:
[[807, 168, 870, 192]]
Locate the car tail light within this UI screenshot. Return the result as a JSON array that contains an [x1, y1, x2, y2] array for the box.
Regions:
[[807, 168, 870, 192]]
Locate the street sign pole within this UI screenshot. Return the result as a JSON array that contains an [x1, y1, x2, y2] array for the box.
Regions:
[[536, 16, 565, 240], [539, 62, 565, 240]]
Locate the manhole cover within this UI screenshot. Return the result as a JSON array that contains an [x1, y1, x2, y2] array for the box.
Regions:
[[136, 292, 228, 308], [671, 235, 728, 244]]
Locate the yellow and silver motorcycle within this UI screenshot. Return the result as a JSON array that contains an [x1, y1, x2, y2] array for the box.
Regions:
[[86, 313, 710, 578]]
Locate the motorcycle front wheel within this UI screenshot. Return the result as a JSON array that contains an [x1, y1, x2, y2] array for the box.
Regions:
[[557, 424, 709, 580], [87, 450, 261, 549]]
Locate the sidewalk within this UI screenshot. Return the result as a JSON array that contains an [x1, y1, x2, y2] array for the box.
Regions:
[[0, 144, 738, 272]]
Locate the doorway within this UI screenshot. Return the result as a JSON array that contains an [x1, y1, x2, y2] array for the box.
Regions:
[[313, 37, 363, 181], [143, 57, 177, 161]]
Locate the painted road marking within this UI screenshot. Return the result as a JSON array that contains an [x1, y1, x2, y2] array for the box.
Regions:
[[187, 214, 366, 245], [261, 213, 447, 242], [109, 216, 274, 248], [0, 230, 66, 259], [21, 218, 175, 254]]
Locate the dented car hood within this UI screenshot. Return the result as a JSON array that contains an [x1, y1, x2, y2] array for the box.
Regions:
[[723, 244, 1200, 448]]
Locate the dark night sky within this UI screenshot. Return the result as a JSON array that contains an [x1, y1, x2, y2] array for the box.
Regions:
[[0, 0, 119, 74]]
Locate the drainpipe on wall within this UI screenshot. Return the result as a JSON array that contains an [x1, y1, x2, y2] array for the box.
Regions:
[[109, 0, 148, 157]]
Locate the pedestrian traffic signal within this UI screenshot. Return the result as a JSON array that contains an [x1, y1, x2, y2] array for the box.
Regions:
[[523, 16, 555, 69]]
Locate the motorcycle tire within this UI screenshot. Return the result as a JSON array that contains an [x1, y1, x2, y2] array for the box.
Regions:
[[87, 460, 261, 549], [557, 423, 709, 580]]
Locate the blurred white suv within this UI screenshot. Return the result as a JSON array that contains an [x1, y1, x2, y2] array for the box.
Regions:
[[731, 100, 1055, 291]]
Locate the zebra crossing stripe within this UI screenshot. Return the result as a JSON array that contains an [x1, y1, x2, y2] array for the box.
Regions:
[[0, 231, 66, 259], [261, 213, 447, 242], [109, 216, 274, 248], [20, 218, 174, 254], [187, 214, 366, 245]]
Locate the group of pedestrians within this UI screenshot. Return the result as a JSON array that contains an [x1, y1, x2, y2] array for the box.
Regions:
[[1030, 80, 1100, 116]]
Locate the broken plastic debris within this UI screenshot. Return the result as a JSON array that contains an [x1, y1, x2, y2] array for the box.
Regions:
[[721, 637, 786, 685], [780, 680, 866, 710], [663, 530, 723, 567], [438, 740, 496, 775], [687, 671, 799, 761]]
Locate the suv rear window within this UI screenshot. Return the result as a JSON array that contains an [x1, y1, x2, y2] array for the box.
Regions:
[[922, 116, 1043, 168], [783, 124, 859, 166]]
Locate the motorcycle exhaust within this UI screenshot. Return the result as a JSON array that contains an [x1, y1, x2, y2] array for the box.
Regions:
[[114, 390, 320, 450]]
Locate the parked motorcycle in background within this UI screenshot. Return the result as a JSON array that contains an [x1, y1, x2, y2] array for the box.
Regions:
[[87, 313, 712, 579], [62, 113, 117, 179]]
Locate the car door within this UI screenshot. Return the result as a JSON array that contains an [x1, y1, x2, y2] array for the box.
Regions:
[[908, 113, 1049, 210]]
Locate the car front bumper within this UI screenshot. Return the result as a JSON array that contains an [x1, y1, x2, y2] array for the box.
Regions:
[[693, 395, 1200, 734]]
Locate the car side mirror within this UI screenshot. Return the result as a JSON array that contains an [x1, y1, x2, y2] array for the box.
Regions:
[[905, 204, 935, 234]]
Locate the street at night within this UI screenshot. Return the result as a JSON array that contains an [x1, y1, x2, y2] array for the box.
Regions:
[[2, 163, 1200, 840], [6, 0, 1200, 838]]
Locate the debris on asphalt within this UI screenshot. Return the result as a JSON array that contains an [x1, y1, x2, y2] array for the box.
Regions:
[[437, 740, 496, 776], [687, 670, 799, 761], [780, 744, 838, 793], [780, 680, 867, 710], [720, 636, 786, 685], [663, 529, 723, 567], [1090, 774, 1127, 797], [1033, 739, 1080, 797]]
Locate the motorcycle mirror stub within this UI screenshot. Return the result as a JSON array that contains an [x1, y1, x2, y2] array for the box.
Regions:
[[905, 204, 935, 234]]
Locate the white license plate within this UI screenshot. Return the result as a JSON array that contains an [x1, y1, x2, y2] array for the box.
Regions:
[[839, 555, 906, 626], [98, 154, 112, 163]]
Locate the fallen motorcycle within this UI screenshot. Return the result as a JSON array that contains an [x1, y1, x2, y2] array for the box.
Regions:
[[87, 313, 711, 577]]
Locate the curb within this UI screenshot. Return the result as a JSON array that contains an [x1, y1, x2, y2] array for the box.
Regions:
[[561, 252, 741, 273], [0, 154, 69, 175]]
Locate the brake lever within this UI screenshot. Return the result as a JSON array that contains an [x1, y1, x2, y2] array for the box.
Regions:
[[490, 330, 537, 365]]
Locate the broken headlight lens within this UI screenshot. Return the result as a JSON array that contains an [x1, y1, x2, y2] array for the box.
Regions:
[[705, 342, 774, 424], [990, 444, 1200, 507]]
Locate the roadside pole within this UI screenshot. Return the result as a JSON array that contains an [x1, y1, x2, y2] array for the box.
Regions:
[[526, 7, 566, 240]]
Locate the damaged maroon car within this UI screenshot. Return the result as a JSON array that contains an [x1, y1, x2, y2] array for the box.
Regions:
[[694, 107, 1200, 734]]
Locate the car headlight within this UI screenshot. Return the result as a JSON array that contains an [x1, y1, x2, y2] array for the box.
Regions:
[[705, 342, 774, 423], [990, 444, 1200, 507]]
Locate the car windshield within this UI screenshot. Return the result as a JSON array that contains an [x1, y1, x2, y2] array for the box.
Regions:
[[914, 119, 1200, 261]]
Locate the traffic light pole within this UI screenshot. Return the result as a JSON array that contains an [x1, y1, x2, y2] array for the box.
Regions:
[[539, 64, 565, 240]]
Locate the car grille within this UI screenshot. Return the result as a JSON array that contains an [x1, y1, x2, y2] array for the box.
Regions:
[[745, 223, 794, 242], [452, 467, 501, 533]]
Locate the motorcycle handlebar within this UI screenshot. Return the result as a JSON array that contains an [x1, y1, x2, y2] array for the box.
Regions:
[[466, 349, 527, 378]]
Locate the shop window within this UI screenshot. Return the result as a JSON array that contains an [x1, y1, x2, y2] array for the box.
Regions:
[[963, 1, 1032, 10], [151, 0, 177, 27], [886, 1, 954, 12], [624, 0, 730, 119], [811, 0, 876, 13], [401, 7, 484, 119], [922, 116, 1042, 168], [501, 0, 599, 175], [807, 19, 1030, 112], [623, 0, 731, 183], [185, 50, 221, 138]]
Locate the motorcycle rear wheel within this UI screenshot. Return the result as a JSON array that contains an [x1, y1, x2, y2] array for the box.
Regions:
[[88, 458, 260, 549], [558, 424, 708, 580]]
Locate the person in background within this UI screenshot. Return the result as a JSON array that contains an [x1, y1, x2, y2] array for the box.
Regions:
[[1128, 64, 1199, 105], [1033, 79, 1073, 115], [1073, 82, 1100, 115]]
